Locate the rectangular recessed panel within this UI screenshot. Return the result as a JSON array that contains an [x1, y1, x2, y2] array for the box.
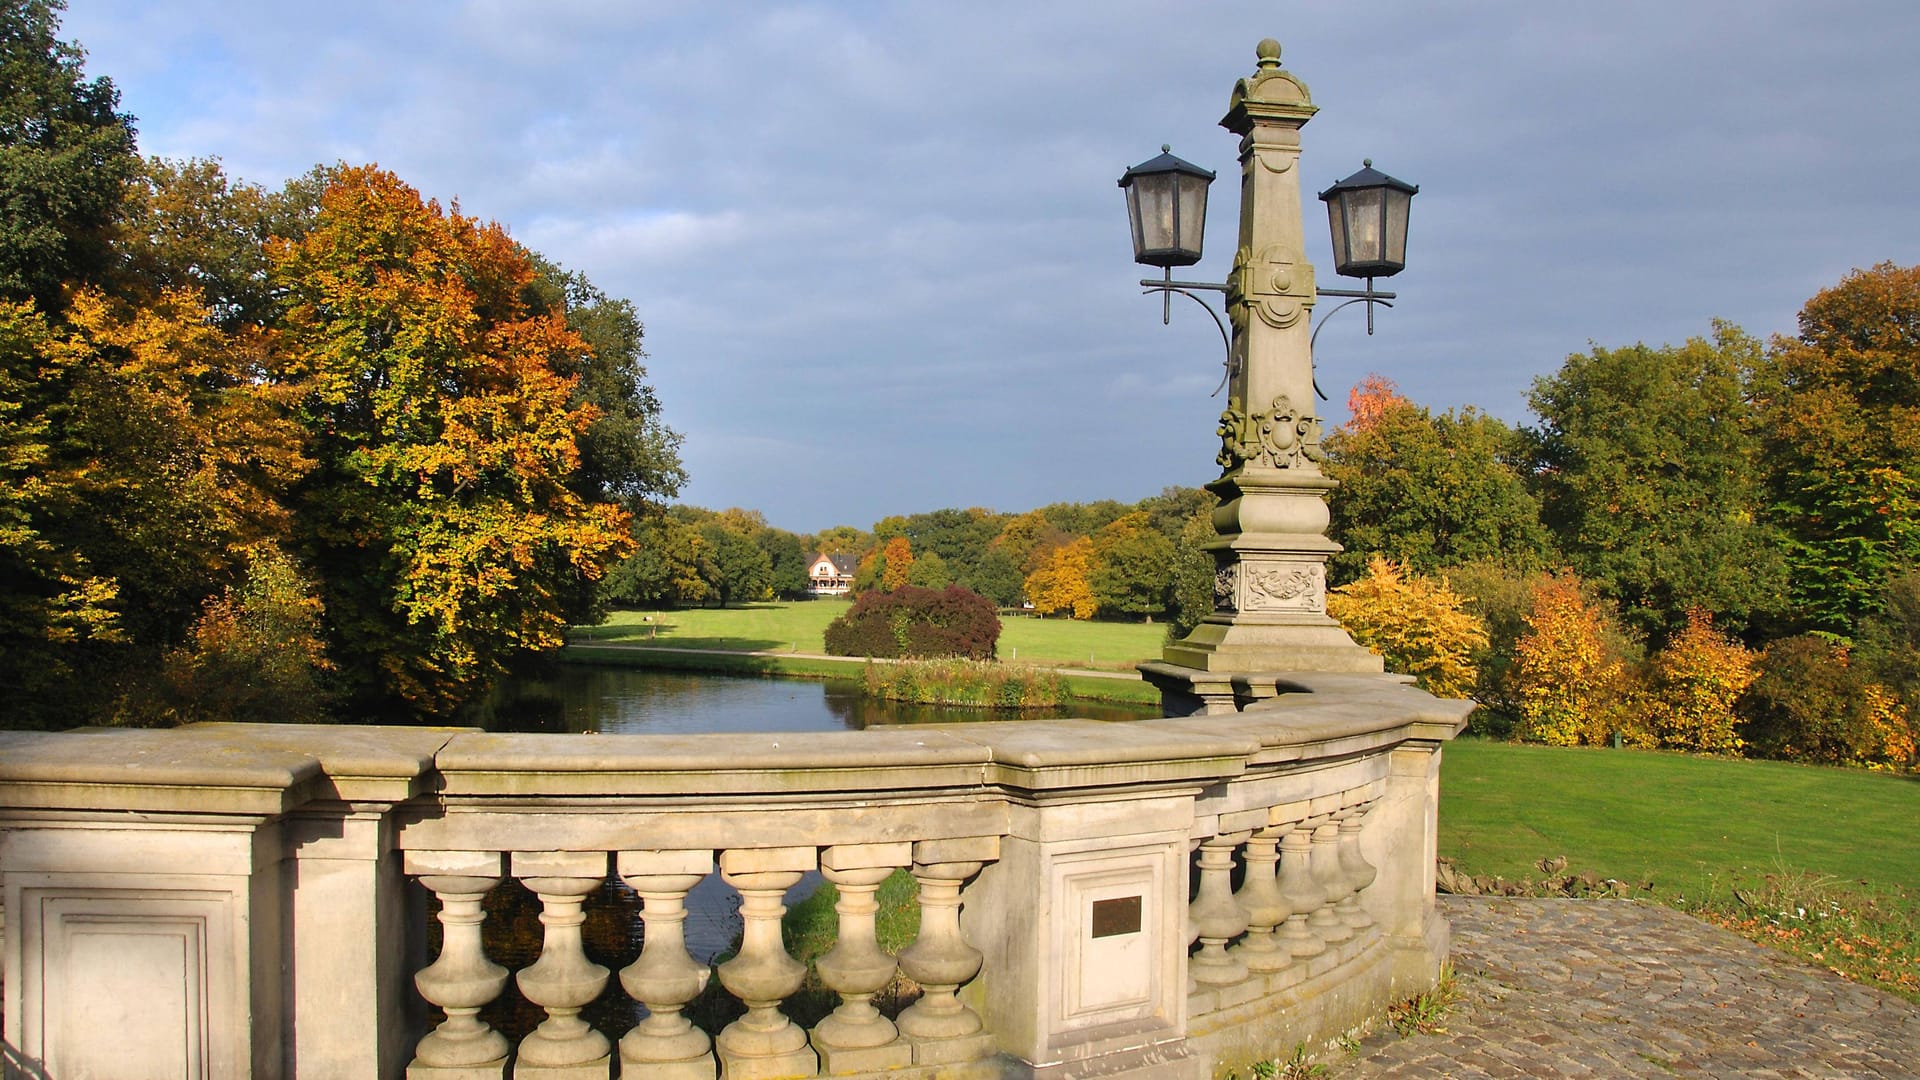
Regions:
[[58, 921, 201, 1078], [1090, 895, 1142, 938]]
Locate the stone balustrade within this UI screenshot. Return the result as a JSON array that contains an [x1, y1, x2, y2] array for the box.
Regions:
[[0, 672, 1466, 1079]]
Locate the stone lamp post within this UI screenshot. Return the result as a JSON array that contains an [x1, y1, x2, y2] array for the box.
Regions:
[[1139, 40, 1400, 716]]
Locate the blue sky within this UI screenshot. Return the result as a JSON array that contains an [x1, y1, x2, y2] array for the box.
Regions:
[[61, 1, 1920, 533]]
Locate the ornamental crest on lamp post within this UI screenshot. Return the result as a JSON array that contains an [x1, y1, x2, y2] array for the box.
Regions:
[[1217, 394, 1325, 471]]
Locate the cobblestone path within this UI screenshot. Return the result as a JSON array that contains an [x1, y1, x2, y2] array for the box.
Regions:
[[1328, 897, 1920, 1079]]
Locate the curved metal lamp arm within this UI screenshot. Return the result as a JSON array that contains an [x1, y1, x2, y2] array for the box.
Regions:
[[1140, 283, 1234, 395]]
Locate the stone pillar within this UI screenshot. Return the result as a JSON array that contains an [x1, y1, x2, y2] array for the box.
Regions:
[[1274, 820, 1325, 960], [714, 846, 817, 1080], [813, 843, 913, 1074], [1141, 39, 1381, 716], [615, 849, 715, 1080], [1187, 831, 1251, 987], [512, 850, 612, 1079], [1334, 802, 1379, 933], [406, 852, 510, 1079], [1229, 829, 1290, 976], [1307, 817, 1354, 945]]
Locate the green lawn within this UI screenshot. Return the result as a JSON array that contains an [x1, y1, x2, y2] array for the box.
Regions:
[[1438, 739, 1919, 888], [575, 600, 1169, 670]]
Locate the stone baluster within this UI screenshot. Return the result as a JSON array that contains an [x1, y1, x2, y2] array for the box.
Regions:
[[1188, 830, 1251, 986], [615, 849, 716, 1080], [1275, 819, 1327, 959], [1334, 801, 1379, 934], [896, 835, 997, 1066], [512, 851, 612, 1079], [715, 846, 818, 1080], [1307, 815, 1354, 945], [405, 851, 510, 1079], [813, 843, 914, 1074], [1229, 827, 1291, 976]]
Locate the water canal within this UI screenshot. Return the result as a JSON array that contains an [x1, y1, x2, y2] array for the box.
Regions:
[[480, 662, 1161, 734]]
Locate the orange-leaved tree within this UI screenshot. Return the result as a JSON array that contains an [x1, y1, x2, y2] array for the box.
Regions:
[[879, 535, 915, 593], [1640, 608, 1757, 753], [1025, 536, 1098, 619], [1327, 557, 1488, 698], [1512, 570, 1634, 745], [273, 165, 631, 715]]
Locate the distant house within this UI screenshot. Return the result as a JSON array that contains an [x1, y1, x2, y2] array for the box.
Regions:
[[807, 553, 858, 596]]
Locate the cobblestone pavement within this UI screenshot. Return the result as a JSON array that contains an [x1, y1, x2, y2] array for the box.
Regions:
[[1327, 897, 1920, 1079]]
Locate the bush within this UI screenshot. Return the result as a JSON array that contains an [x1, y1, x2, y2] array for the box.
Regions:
[[1327, 557, 1488, 699], [1446, 560, 1549, 737], [1641, 608, 1758, 754], [1740, 636, 1916, 768], [823, 585, 1000, 660], [861, 658, 1069, 708], [1511, 570, 1636, 746]]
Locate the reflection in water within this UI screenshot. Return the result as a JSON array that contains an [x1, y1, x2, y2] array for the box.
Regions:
[[480, 664, 1160, 733]]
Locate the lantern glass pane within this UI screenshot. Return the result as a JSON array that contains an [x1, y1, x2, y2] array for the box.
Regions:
[[1383, 187, 1411, 268], [1324, 199, 1349, 271], [1342, 187, 1386, 267], [1126, 183, 1147, 262], [1175, 174, 1208, 261], [1133, 172, 1177, 257]]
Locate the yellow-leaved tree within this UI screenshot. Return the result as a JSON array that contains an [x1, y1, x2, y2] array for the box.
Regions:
[[1641, 608, 1757, 753], [1025, 537, 1098, 620], [1512, 571, 1633, 745], [1327, 557, 1487, 698]]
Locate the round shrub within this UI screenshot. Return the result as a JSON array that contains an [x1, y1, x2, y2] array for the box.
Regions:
[[824, 585, 1000, 660]]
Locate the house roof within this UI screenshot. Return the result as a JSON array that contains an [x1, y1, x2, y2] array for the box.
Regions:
[[810, 553, 859, 576]]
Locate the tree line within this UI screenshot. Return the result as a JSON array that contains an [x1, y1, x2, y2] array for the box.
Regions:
[[2, 2, 682, 727], [1322, 265, 1920, 770]]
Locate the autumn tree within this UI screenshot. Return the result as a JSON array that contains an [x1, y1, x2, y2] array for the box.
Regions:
[[273, 166, 631, 715], [1527, 323, 1785, 639], [993, 508, 1070, 575], [1025, 536, 1098, 619], [1511, 571, 1636, 746], [1641, 608, 1757, 754], [1344, 373, 1404, 434], [1326, 397, 1551, 583], [0, 0, 138, 313], [1326, 557, 1488, 699], [1754, 263, 1920, 635], [877, 536, 915, 593]]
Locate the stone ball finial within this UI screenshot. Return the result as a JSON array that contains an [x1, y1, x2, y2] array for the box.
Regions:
[[1255, 39, 1282, 67]]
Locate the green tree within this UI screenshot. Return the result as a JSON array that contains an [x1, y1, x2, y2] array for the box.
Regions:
[[1754, 263, 1920, 635], [601, 514, 710, 609], [0, 0, 138, 313], [274, 165, 631, 715], [1326, 395, 1550, 583], [755, 526, 810, 600], [1088, 511, 1174, 619], [905, 549, 953, 590], [958, 545, 1025, 607], [1527, 323, 1785, 640], [697, 522, 772, 607], [1164, 508, 1217, 640]]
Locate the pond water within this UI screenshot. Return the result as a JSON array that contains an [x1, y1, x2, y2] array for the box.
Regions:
[[478, 663, 1161, 734]]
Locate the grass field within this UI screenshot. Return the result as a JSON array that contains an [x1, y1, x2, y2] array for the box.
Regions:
[[575, 600, 1168, 670], [1440, 739, 1920, 1000]]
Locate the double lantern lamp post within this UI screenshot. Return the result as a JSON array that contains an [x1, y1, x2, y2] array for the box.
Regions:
[[1123, 39, 1420, 715]]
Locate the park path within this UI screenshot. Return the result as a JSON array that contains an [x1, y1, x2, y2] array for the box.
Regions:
[[563, 640, 1143, 680], [1328, 897, 1920, 1079]]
